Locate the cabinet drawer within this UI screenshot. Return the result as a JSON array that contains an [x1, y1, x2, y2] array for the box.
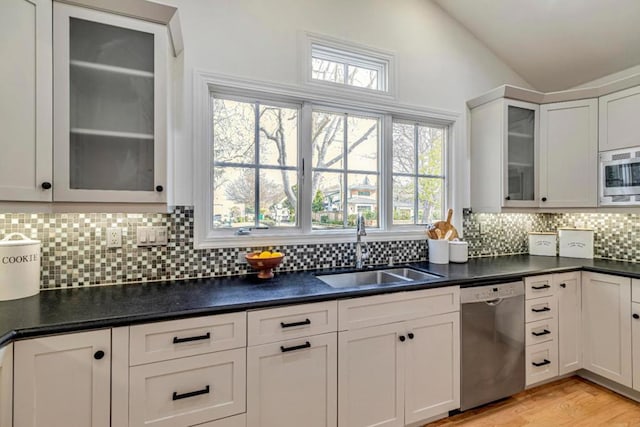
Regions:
[[338, 286, 459, 331], [129, 348, 246, 427], [526, 318, 557, 346], [192, 413, 246, 427], [248, 301, 337, 346], [526, 341, 558, 386], [130, 312, 246, 365], [525, 275, 553, 300], [525, 296, 556, 323]]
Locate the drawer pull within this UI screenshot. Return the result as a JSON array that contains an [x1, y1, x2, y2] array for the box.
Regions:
[[531, 306, 550, 313], [172, 385, 210, 401], [560, 283, 567, 288], [280, 341, 311, 353], [172, 332, 211, 344], [531, 284, 550, 290], [532, 329, 551, 337], [280, 318, 311, 328], [532, 359, 551, 367]]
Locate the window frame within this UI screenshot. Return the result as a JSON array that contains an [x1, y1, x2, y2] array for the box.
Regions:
[[193, 71, 458, 249]]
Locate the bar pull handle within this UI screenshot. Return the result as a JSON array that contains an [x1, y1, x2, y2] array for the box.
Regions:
[[280, 341, 311, 353], [532, 329, 551, 337], [172, 385, 210, 401], [531, 284, 550, 290], [531, 306, 551, 313], [280, 318, 311, 328], [532, 359, 551, 367], [173, 332, 211, 344]]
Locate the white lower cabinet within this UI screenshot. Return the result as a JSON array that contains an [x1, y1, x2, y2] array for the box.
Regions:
[[632, 302, 640, 392], [13, 329, 111, 427], [337, 288, 460, 427], [0, 344, 13, 427], [129, 348, 246, 427], [555, 272, 582, 375], [247, 333, 337, 427], [582, 272, 632, 387], [246, 301, 338, 427]]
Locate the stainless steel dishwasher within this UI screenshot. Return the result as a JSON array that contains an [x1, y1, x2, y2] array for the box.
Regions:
[[460, 281, 525, 411]]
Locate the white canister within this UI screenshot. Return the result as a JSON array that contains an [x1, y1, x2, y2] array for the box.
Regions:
[[449, 241, 469, 263], [0, 233, 41, 300], [558, 228, 594, 259], [428, 239, 449, 264], [528, 232, 557, 256]]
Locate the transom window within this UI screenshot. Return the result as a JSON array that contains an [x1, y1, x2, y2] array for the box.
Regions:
[[392, 121, 446, 225], [310, 43, 389, 92]]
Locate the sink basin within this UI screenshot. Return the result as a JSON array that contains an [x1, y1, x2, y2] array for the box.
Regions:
[[317, 268, 441, 289]]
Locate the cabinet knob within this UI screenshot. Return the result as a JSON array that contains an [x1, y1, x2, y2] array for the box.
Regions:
[[407, 333, 414, 340], [541, 197, 547, 202], [399, 335, 406, 342], [41, 182, 52, 190], [633, 314, 639, 320], [155, 185, 164, 192], [94, 350, 105, 360], [505, 196, 511, 201], [560, 283, 566, 288]]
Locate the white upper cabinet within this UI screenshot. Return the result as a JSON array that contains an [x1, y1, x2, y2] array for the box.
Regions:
[[53, 3, 168, 203], [0, 0, 52, 201], [470, 99, 539, 212], [599, 86, 640, 152], [539, 99, 598, 207]]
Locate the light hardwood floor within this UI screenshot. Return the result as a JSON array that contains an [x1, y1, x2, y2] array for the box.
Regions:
[[427, 376, 640, 426]]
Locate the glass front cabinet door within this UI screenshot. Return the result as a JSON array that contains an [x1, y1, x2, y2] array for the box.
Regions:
[[503, 100, 539, 207], [53, 3, 167, 203]]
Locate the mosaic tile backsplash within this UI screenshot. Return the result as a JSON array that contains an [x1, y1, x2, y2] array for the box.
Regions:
[[1, 207, 640, 289]]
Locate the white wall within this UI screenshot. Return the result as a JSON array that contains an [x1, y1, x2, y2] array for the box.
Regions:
[[166, 0, 531, 213]]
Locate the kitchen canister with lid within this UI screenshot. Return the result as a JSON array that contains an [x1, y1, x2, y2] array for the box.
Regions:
[[0, 233, 41, 300], [449, 241, 469, 263]]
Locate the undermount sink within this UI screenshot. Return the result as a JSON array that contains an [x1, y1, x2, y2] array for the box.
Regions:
[[317, 267, 441, 289]]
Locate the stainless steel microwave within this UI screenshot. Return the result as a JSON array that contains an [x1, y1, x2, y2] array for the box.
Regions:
[[600, 147, 640, 205]]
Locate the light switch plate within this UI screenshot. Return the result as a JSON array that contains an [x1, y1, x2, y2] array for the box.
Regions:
[[137, 226, 168, 247]]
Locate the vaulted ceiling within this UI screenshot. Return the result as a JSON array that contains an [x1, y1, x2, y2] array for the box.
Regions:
[[433, 0, 640, 92]]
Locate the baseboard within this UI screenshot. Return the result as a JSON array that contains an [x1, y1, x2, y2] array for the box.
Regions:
[[578, 370, 640, 403]]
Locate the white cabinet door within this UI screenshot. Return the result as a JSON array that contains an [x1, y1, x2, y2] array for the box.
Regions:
[[539, 99, 598, 207], [0, 344, 13, 427], [404, 312, 459, 424], [582, 272, 632, 387], [247, 333, 337, 427], [0, 0, 52, 201], [14, 329, 111, 427], [632, 302, 640, 392], [555, 272, 582, 375], [599, 85, 640, 152], [53, 3, 167, 203], [338, 322, 404, 427]]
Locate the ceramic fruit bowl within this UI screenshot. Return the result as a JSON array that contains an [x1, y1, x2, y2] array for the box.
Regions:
[[246, 251, 285, 279]]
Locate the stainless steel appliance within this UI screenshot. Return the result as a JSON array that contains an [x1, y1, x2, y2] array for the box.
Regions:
[[460, 281, 525, 411], [600, 147, 640, 205]]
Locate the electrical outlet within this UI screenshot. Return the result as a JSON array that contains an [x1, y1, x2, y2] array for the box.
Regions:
[[106, 227, 122, 248], [237, 252, 247, 264]]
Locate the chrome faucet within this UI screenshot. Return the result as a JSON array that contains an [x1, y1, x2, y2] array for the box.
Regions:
[[355, 214, 368, 269]]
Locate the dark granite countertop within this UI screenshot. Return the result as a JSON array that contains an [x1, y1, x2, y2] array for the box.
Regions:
[[2, 255, 640, 346]]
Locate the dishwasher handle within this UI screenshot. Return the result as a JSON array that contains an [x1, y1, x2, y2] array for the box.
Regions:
[[484, 298, 502, 306]]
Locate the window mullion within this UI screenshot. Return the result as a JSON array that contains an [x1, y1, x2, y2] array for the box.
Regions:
[[382, 115, 393, 230], [300, 103, 313, 234], [254, 102, 261, 228], [343, 114, 349, 228], [414, 124, 419, 226]]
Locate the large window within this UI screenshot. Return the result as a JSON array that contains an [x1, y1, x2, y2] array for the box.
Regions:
[[311, 110, 381, 229], [212, 97, 300, 230], [196, 73, 453, 247], [392, 121, 446, 225]]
